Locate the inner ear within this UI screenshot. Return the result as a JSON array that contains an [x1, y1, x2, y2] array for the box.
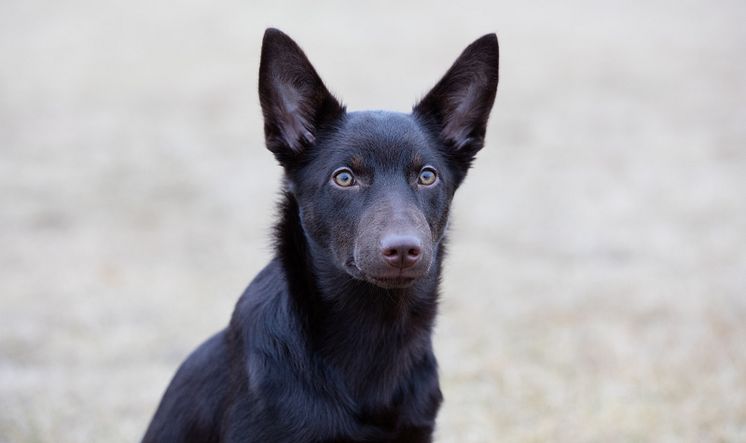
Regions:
[[259, 28, 344, 163], [413, 34, 499, 152]]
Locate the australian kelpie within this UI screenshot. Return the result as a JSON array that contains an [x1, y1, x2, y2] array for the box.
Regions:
[[143, 28, 499, 442]]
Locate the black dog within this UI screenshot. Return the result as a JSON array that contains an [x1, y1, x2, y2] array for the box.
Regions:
[[143, 28, 499, 443]]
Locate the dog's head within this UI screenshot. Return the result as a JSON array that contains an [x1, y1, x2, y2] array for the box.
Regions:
[[259, 28, 498, 289]]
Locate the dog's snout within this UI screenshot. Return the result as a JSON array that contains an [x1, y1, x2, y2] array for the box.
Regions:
[[381, 235, 422, 269], [353, 197, 434, 286]]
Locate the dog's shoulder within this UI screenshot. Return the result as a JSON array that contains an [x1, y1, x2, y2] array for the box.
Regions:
[[228, 257, 307, 368], [143, 331, 231, 442]]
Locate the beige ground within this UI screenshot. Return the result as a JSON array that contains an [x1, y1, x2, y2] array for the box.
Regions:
[[1, 0, 745, 441]]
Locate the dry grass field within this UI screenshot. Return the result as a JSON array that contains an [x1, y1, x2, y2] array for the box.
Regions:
[[1, 0, 745, 441]]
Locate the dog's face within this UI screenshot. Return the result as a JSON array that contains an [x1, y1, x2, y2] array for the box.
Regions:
[[258, 29, 498, 289], [289, 111, 452, 288]]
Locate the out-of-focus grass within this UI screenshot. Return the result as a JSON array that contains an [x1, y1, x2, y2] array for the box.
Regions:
[[1, 0, 745, 442]]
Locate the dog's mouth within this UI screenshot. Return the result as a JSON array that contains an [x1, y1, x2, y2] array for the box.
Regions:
[[365, 275, 417, 289], [344, 260, 421, 289]]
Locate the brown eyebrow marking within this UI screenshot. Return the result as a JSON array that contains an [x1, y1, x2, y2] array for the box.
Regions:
[[350, 155, 364, 171], [412, 152, 425, 168]]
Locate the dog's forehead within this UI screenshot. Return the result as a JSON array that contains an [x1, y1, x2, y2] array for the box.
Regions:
[[330, 111, 433, 159]]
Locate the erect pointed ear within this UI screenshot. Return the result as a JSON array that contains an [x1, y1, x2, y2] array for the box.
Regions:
[[413, 34, 499, 174], [259, 28, 344, 165]]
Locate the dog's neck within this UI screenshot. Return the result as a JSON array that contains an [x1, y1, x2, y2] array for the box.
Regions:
[[274, 192, 441, 392]]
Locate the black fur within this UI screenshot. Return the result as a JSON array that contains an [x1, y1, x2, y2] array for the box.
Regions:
[[143, 28, 499, 443]]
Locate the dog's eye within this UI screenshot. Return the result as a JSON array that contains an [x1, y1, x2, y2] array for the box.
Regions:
[[417, 167, 438, 186], [332, 168, 355, 187]]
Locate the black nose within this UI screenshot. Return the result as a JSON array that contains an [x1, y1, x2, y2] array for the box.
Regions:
[[381, 235, 422, 269]]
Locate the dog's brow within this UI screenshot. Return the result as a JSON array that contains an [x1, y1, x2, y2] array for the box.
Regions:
[[412, 152, 425, 168], [350, 155, 365, 170]]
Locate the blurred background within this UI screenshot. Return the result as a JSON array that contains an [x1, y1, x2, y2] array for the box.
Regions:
[[1, 0, 745, 441]]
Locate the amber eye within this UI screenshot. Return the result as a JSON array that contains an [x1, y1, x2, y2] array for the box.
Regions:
[[418, 167, 437, 186], [332, 168, 355, 187]]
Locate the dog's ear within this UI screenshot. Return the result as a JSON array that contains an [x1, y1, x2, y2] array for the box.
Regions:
[[259, 28, 344, 165], [414, 34, 499, 177]]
